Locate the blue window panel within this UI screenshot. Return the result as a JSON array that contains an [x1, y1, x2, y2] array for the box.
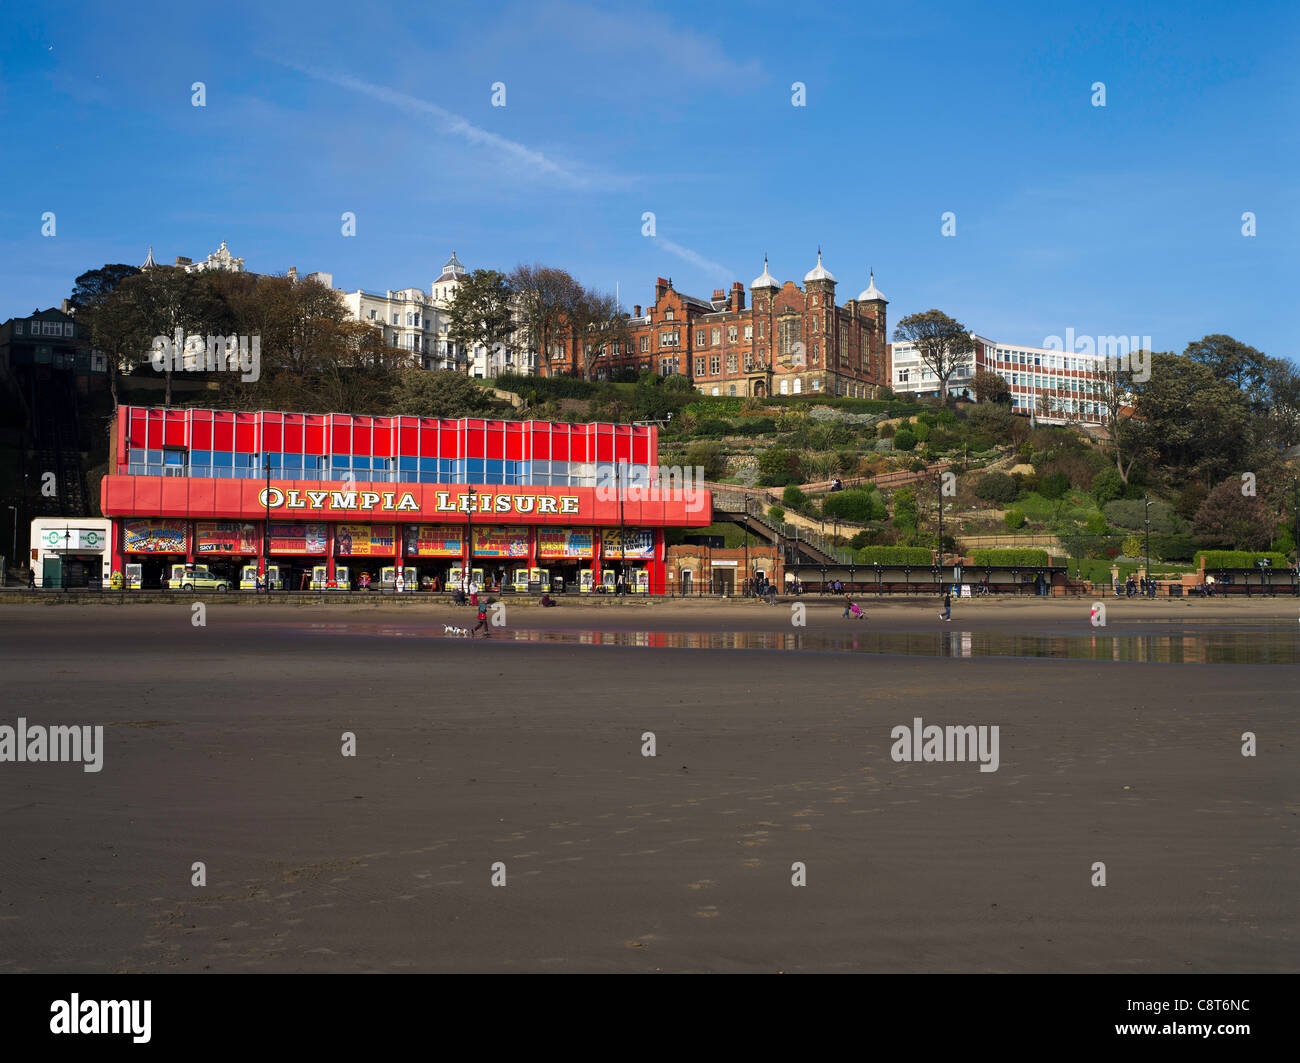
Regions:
[[351, 456, 370, 471], [145, 450, 163, 465], [213, 452, 233, 468], [419, 458, 437, 473], [484, 470, 504, 485], [190, 450, 211, 466], [399, 456, 417, 471], [163, 450, 185, 466], [128, 448, 144, 464], [283, 454, 302, 470], [467, 459, 484, 476], [263, 453, 281, 469], [331, 455, 350, 470]]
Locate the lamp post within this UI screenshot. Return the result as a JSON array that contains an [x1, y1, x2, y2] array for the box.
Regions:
[[937, 473, 944, 563], [1143, 495, 1151, 598], [617, 459, 626, 595], [465, 484, 477, 593], [1293, 477, 1300, 598], [264, 453, 271, 592], [63, 528, 71, 590], [6, 505, 15, 586]]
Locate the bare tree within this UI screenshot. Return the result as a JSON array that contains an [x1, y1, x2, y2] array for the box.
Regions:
[[567, 288, 630, 381], [509, 264, 580, 374], [1097, 356, 1140, 483], [892, 310, 974, 402]]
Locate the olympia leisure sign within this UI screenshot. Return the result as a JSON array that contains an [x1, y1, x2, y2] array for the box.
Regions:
[[257, 488, 582, 516]]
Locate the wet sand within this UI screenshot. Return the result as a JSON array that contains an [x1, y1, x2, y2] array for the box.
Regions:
[[0, 602, 1295, 972]]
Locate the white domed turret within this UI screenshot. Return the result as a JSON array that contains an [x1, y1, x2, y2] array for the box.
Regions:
[[751, 255, 779, 290], [857, 269, 886, 303], [803, 248, 835, 284]]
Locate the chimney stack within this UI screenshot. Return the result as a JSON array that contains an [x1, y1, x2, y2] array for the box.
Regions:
[[633, 305, 642, 317], [730, 281, 745, 312]]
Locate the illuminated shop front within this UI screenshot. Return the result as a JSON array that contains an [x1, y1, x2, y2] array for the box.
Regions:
[[100, 407, 710, 592]]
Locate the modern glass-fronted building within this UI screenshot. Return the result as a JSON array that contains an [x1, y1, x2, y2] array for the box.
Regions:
[[101, 406, 711, 593]]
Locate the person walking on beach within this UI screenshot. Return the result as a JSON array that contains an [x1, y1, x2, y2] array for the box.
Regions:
[[939, 587, 952, 621], [472, 601, 491, 638]]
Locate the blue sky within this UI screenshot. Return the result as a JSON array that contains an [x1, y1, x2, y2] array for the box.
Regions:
[[1, 0, 1295, 359]]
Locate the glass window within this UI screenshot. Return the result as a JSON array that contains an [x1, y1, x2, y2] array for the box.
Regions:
[[283, 454, 303, 470], [145, 450, 163, 465], [213, 451, 233, 468]]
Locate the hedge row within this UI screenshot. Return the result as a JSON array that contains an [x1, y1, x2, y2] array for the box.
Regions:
[[854, 546, 935, 566], [969, 549, 1050, 567], [1195, 550, 1288, 570]]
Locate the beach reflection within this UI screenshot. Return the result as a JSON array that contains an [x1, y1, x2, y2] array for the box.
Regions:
[[303, 623, 1300, 663]]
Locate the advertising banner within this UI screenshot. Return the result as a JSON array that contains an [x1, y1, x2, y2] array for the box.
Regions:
[[403, 525, 464, 557], [269, 522, 327, 555], [536, 527, 594, 559], [41, 528, 107, 552], [335, 524, 396, 556], [195, 521, 260, 554], [471, 526, 530, 558], [600, 528, 654, 560], [123, 519, 187, 554]]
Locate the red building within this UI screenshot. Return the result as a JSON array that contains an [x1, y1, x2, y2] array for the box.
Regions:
[[100, 406, 711, 593], [542, 254, 890, 399]]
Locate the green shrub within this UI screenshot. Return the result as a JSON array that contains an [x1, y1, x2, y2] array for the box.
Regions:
[[782, 485, 809, 509], [1085, 512, 1108, 535], [758, 447, 803, 487], [892, 428, 917, 451], [768, 505, 786, 523], [1150, 534, 1197, 562], [973, 472, 1018, 503], [912, 421, 932, 442], [1004, 509, 1026, 530], [1091, 467, 1124, 504], [970, 548, 1050, 567], [823, 488, 888, 523], [693, 418, 733, 437], [856, 546, 934, 566], [1038, 470, 1069, 500], [684, 441, 727, 482], [1195, 550, 1287, 570], [1103, 499, 1186, 534]]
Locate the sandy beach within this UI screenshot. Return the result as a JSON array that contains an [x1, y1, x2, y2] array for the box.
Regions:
[[0, 600, 1295, 972]]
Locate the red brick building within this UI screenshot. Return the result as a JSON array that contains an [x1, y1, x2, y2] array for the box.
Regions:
[[544, 254, 890, 399]]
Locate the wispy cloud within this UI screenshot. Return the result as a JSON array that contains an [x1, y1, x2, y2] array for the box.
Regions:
[[652, 235, 730, 279], [276, 60, 593, 190]]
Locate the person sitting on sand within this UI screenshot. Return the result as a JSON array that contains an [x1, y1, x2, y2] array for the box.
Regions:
[[540, 593, 557, 607]]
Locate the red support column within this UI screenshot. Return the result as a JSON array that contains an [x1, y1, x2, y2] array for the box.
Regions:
[[185, 522, 194, 564], [592, 529, 603, 590], [652, 528, 665, 595], [326, 523, 336, 583]]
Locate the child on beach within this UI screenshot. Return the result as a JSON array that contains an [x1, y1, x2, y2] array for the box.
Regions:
[[472, 602, 491, 638], [939, 588, 952, 621]]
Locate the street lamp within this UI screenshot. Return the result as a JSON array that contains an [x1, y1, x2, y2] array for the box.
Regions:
[[63, 528, 71, 591], [617, 459, 626, 594], [6, 505, 16, 586], [937, 473, 944, 563], [1143, 495, 1151, 598], [264, 453, 272, 592]]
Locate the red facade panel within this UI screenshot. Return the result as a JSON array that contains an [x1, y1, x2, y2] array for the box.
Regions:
[[213, 414, 234, 451], [234, 414, 256, 453], [373, 424, 391, 457], [331, 421, 350, 454], [283, 419, 303, 454], [352, 421, 372, 456], [400, 422, 419, 456], [506, 424, 525, 460], [304, 417, 325, 455]]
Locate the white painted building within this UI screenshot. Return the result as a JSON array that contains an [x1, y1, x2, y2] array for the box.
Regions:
[[890, 332, 1110, 426], [336, 251, 535, 378], [28, 518, 113, 588]]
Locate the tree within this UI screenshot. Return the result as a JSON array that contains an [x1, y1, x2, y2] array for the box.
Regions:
[[1193, 477, 1272, 550], [69, 264, 145, 408], [892, 310, 974, 402], [1132, 353, 1255, 484], [1261, 356, 1300, 449], [390, 368, 500, 417], [971, 369, 1010, 405], [446, 269, 515, 377], [509, 264, 580, 374], [125, 266, 229, 406], [1095, 351, 1149, 484], [68, 264, 141, 312], [1184, 335, 1268, 406], [566, 287, 630, 381]]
